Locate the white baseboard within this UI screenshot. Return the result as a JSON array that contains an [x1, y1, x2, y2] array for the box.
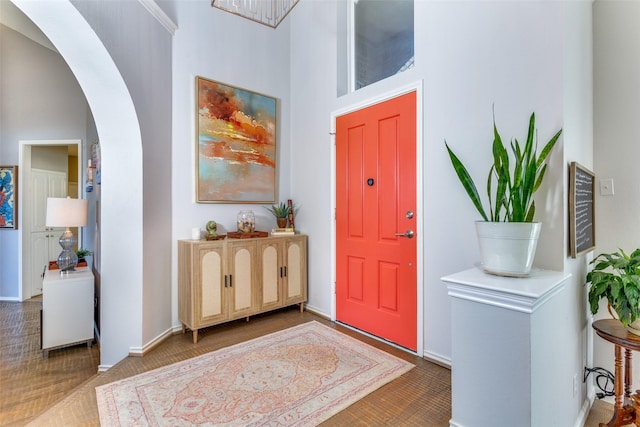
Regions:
[[574, 392, 596, 427], [303, 304, 330, 319], [423, 349, 451, 368], [128, 327, 174, 357], [449, 393, 593, 427]]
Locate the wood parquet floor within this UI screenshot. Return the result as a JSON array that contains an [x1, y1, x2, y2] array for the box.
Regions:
[[0, 298, 614, 426], [1, 300, 452, 426], [0, 298, 100, 426]]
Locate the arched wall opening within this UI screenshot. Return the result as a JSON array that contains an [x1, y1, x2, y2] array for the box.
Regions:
[[12, 0, 144, 368]]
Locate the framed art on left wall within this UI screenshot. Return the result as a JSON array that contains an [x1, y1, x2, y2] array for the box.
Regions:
[[0, 165, 18, 229], [196, 76, 277, 203]]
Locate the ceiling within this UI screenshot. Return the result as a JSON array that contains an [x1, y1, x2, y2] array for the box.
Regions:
[[2, 1, 414, 52]]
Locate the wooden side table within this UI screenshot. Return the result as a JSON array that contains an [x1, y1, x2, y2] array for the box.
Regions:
[[592, 319, 640, 427]]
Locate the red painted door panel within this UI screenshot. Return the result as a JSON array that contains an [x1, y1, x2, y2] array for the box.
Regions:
[[336, 91, 417, 351]]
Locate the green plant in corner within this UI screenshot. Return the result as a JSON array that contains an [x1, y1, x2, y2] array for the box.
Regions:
[[445, 112, 562, 222], [76, 248, 93, 258], [587, 248, 640, 327], [265, 202, 291, 218]]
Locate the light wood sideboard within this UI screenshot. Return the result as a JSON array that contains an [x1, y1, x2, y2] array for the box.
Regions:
[[178, 234, 307, 343]]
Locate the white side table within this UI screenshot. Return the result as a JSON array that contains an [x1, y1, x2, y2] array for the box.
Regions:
[[42, 267, 95, 358], [442, 267, 571, 427]]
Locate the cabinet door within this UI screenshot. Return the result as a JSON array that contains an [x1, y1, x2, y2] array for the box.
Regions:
[[283, 235, 308, 305], [197, 245, 227, 327], [48, 171, 68, 198], [32, 170, 67, 232], [48, 232, 61, 261], [226, 240, 258, 319], [30, 232, 50, 295], [28, 170, 68, 298], [42, 269, 94, 351], [31, 171, 49, 232], [258, 239, 283, 311]]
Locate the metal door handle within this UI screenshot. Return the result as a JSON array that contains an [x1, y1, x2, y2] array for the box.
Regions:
[[395, 230, 414, 239]]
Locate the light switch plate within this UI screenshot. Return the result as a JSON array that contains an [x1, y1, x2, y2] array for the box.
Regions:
[[600, 178, 614, 196]]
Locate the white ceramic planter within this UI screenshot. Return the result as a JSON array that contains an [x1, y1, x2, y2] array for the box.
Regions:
[[628, 319, 640, 336], [475, 221, 542, 277]]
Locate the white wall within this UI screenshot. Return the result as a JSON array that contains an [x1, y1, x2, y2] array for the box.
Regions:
[[0, 24, 89, 299], [170, 1, 292, 326], [291, 0, 567, 354], [562, 1, 595, 421], [593, 0, 640, 396], [290, 0, 592, 424], [72, 0, 174, 355], [14, 0, 160, 368], [31, 146, 69, 172]]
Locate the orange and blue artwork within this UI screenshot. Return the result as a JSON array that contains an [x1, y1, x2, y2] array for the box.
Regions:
[[196, 77, 277, 203], [0, 166, 17, 229]]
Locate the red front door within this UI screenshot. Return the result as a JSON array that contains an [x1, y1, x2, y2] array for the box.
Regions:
[[335, 91, 417, 351]]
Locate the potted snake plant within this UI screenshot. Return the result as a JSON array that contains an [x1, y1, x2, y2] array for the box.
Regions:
[[587, 248, 640, 334], [445, 111, 562, 276]]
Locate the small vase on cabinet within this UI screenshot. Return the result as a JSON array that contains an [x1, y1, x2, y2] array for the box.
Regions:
[[237, 210, 255, 233]]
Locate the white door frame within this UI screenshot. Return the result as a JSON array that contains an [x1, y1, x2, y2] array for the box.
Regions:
[[18, 139, 83, 301], [329, 80, 424, 357]]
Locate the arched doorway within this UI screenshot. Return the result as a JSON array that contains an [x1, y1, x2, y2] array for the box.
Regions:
[[12, 0, 144, 369]]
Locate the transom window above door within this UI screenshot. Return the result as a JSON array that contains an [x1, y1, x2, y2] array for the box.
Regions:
[[352, 0, 414, 91]]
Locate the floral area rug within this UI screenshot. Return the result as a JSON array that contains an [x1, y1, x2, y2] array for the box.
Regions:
[[95, 321, 414, 426]]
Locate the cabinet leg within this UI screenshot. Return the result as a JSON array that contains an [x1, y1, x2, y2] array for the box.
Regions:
[[300, 302, 305, 313], [181, 323, 186, 334], [246, 316, 250, 322], [192, 329, 198, 344]]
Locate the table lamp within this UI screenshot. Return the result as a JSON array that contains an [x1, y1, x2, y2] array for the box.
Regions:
[[45, 197, 88, 272]]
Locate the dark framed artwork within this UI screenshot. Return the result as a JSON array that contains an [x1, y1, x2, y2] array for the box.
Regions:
[[569, 162, 595, 258], [0, 165, 18, 229], [196, 76, 277, 203]]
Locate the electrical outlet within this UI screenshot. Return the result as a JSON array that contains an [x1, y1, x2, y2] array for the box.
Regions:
[[573, 373, 578, 397]]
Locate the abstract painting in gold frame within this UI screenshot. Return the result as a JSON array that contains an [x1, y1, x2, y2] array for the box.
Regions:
[[0, 165, 18, 229], [196, 76, 277, 203]]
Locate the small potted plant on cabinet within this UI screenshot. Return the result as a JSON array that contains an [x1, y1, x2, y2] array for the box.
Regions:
[[445, 111, 562, 276], [587, 248, 640, 334], [265, 202, 291, 228], [75, 248, 93, 265]]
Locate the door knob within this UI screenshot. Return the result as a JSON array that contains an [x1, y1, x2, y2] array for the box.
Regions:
[[395, 230, 414, 239]]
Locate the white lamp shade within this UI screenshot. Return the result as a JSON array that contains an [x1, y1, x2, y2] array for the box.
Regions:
[[45, 197, 88, 227]]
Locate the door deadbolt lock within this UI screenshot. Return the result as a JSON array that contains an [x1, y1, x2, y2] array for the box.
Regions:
[[406, 210, 414, 219]]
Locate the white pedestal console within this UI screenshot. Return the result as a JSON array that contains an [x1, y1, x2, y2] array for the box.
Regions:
[[442, 267, 570, 427], [42, 267, 95, 358]]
